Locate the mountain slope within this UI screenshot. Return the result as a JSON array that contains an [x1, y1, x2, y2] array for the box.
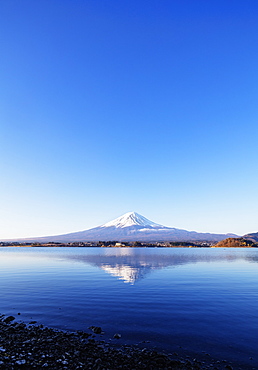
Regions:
[[243, 232, 258, 242], [8, 212, 238, 243]]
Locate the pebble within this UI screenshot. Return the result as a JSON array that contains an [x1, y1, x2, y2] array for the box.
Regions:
[[4, 316, 15, 324], [0, 313, 242, 370], [113, 333, 122, 339], [16, 359, 26, 365], [89, 325, 102, 334]]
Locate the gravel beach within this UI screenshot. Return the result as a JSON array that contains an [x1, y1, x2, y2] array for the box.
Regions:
[[0, 314, 248, 369]]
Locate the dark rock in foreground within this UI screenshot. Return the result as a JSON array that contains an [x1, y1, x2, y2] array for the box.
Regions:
[[0, 314, 240, 369]]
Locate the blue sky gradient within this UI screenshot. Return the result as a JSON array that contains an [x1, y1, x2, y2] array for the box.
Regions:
[[1, 0, 258, 238]]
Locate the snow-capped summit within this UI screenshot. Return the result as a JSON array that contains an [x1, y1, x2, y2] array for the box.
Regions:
[[101, 212, 163, 229]]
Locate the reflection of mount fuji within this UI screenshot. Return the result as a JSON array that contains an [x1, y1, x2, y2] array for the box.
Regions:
[[98, 249, 168, 283], [99, 264, 150, 284], [72, 249, 168, 284], [63, 248, 255, 284]]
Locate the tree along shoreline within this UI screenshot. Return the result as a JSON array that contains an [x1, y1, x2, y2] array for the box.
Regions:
[[1, 238, 257, 248]]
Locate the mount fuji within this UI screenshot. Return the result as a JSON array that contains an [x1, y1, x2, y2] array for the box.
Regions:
[[14, 212, 238, 243]]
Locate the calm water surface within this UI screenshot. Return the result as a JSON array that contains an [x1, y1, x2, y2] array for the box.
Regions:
[[0, 247, 257, 368]]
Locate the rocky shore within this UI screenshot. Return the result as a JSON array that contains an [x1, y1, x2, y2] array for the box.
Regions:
[[0, 314, 245, 369]]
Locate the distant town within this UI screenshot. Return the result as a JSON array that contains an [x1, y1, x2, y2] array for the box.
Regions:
[[1, 238, 257, 248]]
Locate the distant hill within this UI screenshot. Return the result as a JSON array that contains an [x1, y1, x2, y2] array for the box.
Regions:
[[3, 212, 239, 243], [243, 232, 258, 242], [214, 238, 258, 248]]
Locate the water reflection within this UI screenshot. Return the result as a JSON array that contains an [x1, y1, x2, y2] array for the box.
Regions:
[[62, 248, 257, 284]]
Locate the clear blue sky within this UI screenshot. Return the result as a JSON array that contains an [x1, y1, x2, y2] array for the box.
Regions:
[[1, 0, 258, 239]]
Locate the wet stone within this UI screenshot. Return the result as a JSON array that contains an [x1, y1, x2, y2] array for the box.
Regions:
[[89, 326, 102, 334], [113, 333, 122, 339], [0, 313, 239, 370], [3, 316, 15, 324]]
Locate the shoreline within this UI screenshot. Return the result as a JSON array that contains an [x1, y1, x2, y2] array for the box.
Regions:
[[0, 314, 250, 369], [0, 245, 257, 248]]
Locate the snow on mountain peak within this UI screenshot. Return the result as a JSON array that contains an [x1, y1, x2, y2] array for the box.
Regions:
[[101, 212, 163, 229]]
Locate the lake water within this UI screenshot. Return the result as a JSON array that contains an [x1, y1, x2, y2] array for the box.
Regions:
[[0, 247, 257, 368]]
